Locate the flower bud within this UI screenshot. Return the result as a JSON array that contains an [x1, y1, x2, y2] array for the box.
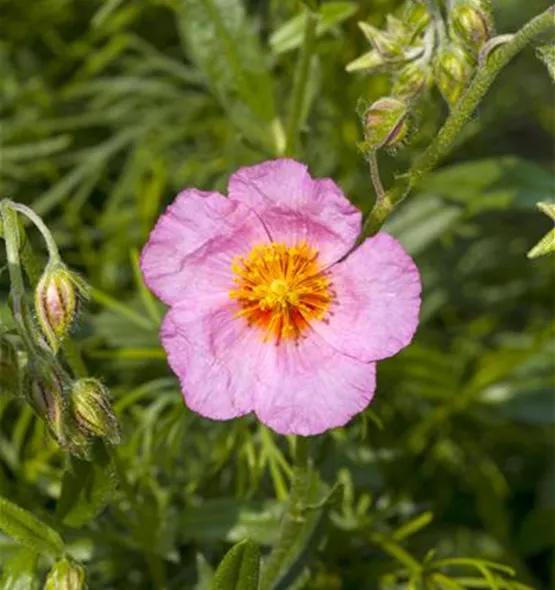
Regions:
[[25, 366, 67, 446], [44, 558, 86, 590], [403, 1, 431, 34], [70, 378, 120, 444], [364, 97, 409, 150], [358, 22, 403, 59], [0, 335, 20, 397], [450, 2, 493, 52], [35, 263, 82, 353], [434, 44, 474, 107], [392, 62, 432, 100]]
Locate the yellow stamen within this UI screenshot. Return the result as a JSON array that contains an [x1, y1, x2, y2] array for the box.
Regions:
[[229, 241, 333, 343]]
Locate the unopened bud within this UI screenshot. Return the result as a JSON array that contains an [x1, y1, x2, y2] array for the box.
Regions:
[[35, 263, 84, 353], [434, 44, 474, 107], [403, 1, 431, 35], [450, 2, 493, 51], [358, 22, 403, 59], [364, 97, 409, 150], [70, 378, 120, 444], [0, 335, 20, 397], [26, 366, 67, 446], [392, 62, 432, 100], [44, 558, 86, 590]]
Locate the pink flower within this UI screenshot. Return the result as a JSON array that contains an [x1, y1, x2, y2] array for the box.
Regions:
[[140, 159, 421, 435]]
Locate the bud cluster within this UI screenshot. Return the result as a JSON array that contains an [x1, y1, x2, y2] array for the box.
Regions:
[[1, 200, 121, 460], [348, 0, 495, 114]]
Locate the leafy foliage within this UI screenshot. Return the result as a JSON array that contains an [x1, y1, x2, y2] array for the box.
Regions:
[[0, 0, 553, 588]]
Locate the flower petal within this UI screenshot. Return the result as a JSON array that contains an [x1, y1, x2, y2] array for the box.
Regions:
[[312, 232, 421, 362], [160, 296, 264, 420], [140, 189, 269, 305], [253, 335, 376, 436], [228, 159, 361, 266]]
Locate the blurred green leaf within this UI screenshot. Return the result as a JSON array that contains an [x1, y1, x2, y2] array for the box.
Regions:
[[211, 539, 260, 590], [270, 2, 358, 55], [177, 0, 277, 149], [56, 441, 116, 528], [0, 496, 64, 558], [420, 157, 554, 213], [0, 548, 40, 590]]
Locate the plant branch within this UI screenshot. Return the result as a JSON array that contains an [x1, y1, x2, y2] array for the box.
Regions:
[[361, 6, 555, 239]]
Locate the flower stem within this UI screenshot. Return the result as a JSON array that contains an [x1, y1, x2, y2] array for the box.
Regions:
[[361, 5, 555, 239], [285, 9, 318, 157], [0, 202, 40, 353], [369, 151, 386, 203], [5, 200, 61, 262], [261, 436, 312, 590]]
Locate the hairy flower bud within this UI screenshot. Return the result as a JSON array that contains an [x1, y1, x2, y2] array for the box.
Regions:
[[358, 22, 403, 59], [0, 335, 20, 397], [392, 62, 432, 100], [70, 378, 120, 444], [44, 558, 86, 590], [403, 1, 431, 35], [450, 1, 493, 52], [434, 44, 474, 107], [25, 365, 67, 446], [364, 97, 409, 150], [35, 263, 83, 353]]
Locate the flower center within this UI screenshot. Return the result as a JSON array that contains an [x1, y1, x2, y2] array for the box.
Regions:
[[229, 242, 333, 343]]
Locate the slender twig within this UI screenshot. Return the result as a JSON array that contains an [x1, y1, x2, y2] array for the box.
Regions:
[[285, 9, 319, 157], [261, 437, 312, 590], [361, 6, 555, 239]]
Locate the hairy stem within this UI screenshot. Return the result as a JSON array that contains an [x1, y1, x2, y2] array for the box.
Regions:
[[285, 9, 318, 157], [361, 6, 555, 239], [261, 437, 312, 590], [369, 151, 386, 202]]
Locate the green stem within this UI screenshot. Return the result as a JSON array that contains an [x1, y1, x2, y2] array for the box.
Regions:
[[285, 9, 318, 157], [6, 200, 61, 262], [369, 151, 385, 202], [361, 6, 555, 239], [261, 436, 312, 590], [0, 203, 40, 353]]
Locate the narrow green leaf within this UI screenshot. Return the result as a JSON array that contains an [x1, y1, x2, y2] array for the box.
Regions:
[[177, 0, 276, 148], [211, 539, 261, 590], [392, 511, 434, 541], [0, 496, 64, 558], [56, 441, 117, 528], [0, 548, 40, 590], [270, 2, 358, 55]]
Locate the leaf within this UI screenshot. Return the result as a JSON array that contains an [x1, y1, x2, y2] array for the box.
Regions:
[[177, 0, 276, 148], [56, 441, 116, 528], [211, 539, 261, 590], [0, 548, 40, 590], [270, 2, 358, 55], [384, 195, 462, 255], [420, 157, 554, 213], [528, 202, 555, 258], [518, 508, 555, 555], [536, 44, 555, 82], [195, 553, 215, 590], [0, 496, 64, 558]]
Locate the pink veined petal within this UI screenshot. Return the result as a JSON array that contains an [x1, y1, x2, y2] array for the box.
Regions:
[[228, 159, 361, 267], [160, 295, 265, 420], [253, 334, 376, 436], [312, 232, 422, 363], [140, 189, 269, 306]]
